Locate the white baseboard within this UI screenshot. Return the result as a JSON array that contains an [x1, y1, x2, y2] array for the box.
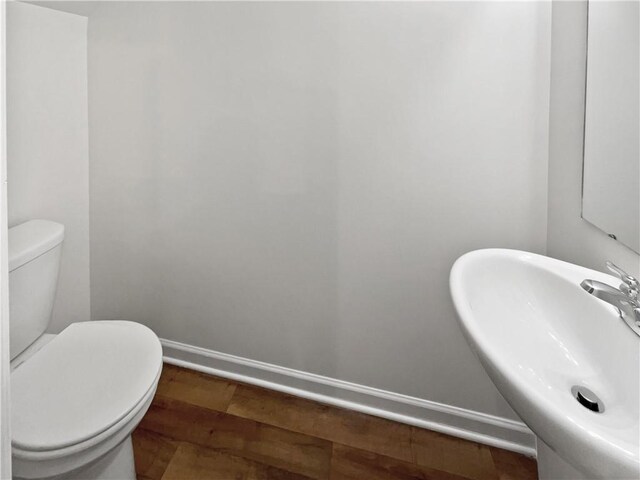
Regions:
[[160, 338, 536, 457]]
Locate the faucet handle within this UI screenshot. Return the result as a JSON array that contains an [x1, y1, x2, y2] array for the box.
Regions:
[[606, 261, 640, 295]]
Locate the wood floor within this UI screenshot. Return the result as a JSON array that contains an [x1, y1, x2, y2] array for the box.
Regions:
[[133, 364, 538, 480]]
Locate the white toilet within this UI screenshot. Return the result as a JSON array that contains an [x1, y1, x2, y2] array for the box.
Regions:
[[8, 220, 163, 480]]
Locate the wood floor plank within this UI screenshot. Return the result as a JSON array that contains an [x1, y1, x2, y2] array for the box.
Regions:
[[140, 394, 332, 480], [409, 427, 499, 480], [330, 443, 475, 480], [132, 428, 179, 480], [156, 364, 237, 411], [161, 442, 315, 480], [489, 447, 538, 480], [227, 384, 414, 463], [137, 366, 537, 480]]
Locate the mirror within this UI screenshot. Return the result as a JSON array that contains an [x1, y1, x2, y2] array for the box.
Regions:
[[582, 1, 639, 253]]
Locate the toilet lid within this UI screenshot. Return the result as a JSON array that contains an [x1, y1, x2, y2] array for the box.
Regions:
[[11, 321, 162, 452]]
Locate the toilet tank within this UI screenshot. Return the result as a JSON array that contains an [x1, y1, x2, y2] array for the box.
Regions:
[[8, 220, 65, 360]]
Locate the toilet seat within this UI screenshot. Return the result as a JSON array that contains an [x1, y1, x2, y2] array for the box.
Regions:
[[11, 321, 162, 454], [12, 378, 158, 480]]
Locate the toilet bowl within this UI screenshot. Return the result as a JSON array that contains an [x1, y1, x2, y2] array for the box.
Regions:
[[8, 220, 163, 479]]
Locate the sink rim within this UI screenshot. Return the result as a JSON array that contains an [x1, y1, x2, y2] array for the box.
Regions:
[[450, 248, 640, 479]]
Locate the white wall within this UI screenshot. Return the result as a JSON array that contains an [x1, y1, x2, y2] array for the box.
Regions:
[[0, 2, 13, 476], [6, 2, 90, 333], [84, 1, 550, 420], [547, 1, 639, 278]]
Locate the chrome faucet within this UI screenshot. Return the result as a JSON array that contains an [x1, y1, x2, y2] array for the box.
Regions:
[[581, 262, 640, 337]]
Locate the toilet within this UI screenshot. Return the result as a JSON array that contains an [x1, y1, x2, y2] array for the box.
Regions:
[[8, 220, 163, 480]]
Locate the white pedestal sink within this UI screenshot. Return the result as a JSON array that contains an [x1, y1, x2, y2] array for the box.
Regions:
[[450, 249, 639, 480]]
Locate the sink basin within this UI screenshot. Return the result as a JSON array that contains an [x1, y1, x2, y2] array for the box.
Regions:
[[450, 249, 639, 479]]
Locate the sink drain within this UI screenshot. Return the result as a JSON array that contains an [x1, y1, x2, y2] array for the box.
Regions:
[[571, 386, 604, 413]]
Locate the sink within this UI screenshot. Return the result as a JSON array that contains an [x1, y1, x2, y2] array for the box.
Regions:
[[450, 249, 639, 479]]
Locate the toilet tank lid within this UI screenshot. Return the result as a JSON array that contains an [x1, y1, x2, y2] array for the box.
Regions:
[[9, 220, 64, 272]]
